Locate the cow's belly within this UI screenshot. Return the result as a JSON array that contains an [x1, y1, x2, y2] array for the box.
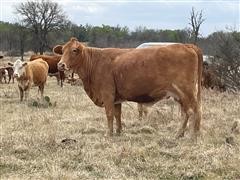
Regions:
[[115, 78, 168, 103]]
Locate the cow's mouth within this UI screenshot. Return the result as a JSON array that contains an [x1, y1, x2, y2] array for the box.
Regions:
[[57, 62, 68, 71]]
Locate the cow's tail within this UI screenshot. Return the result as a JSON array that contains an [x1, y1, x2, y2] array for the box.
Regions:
[[195, 46, 203, 104], [186, 44, 203, 103]]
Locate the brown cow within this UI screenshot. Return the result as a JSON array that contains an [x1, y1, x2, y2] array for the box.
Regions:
[[8, 59, 49, 101], [54, 38, 202, 140], [30, 54, 65, 87]]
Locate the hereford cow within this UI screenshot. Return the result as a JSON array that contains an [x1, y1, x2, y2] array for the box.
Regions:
[[30, 54, 65, 87], [8, 59, 49, 101], [54, 38, 203, 140]]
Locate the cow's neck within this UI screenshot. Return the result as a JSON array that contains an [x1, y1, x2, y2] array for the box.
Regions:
[[77, 47, 103, 106]]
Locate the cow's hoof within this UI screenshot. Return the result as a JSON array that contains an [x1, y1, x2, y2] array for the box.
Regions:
[[176, 130, 185, 139], [104, 131, 113, 137], [116, 130, 122, 136], [190, 132, 199, 143]]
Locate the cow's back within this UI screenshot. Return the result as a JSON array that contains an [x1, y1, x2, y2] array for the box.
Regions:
[[28, 59, 49, 85], [112, 44, 199, 101], [30, 55, 61, 73]]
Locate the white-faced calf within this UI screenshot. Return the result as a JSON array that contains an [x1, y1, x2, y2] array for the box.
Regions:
[[8, 59, 49, 101]]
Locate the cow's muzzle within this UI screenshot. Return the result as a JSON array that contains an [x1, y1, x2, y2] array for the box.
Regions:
[[13, 73, 19, 78], [58, 62, 66, 71]]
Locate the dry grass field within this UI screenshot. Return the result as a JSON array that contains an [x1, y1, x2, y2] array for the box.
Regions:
[[0, 57, 240, 179]]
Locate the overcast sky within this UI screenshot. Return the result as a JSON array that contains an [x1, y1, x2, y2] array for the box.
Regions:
[[0, 0, 239, 36]]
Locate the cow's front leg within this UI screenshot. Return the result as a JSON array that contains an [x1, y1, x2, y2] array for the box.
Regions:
[[114, 103, 122, 135], [18, 86, 24, 101], [103, 93, 115, 136], [104, 102, 114, 136], [24, 89, 30, 101], [24, 81, 31, 101]]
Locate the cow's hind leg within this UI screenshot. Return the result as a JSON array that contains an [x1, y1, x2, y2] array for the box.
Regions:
[[114, 103, 122, 135], [138, 103, 144, 121], [190, 103, 201, 141], [138, 103, 148, 120], [176, 105, 189, 138], [38, 85, 44, 99], [180, 96, 201, 141]]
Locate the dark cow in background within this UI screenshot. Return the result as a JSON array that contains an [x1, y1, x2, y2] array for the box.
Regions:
[[30, 55, 65, 87], [0, 55, 3, 59], [202, 61, 226, 92]]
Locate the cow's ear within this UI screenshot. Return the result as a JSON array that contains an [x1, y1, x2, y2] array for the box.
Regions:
[[76, 41, 85, 51], [22, 62, 28, 67], [53, 45, 63, 55], [8, 62, 13, 66]]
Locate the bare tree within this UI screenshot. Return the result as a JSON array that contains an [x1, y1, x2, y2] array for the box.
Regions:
[[189, 7, 205, 44], [15, 0, 67, 54]]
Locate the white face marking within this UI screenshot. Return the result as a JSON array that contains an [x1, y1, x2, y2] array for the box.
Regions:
[[13, 59, 26, 78]]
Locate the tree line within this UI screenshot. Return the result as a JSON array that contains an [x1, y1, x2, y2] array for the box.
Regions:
[[0, 21, 192, 54], [1, 20, 238, 58]]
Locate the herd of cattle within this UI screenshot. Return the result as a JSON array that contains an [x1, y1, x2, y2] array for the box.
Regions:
[[0, 39, 227, 140]]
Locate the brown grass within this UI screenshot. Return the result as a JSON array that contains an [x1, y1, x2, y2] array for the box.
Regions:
[[0, 73, 240, 179]]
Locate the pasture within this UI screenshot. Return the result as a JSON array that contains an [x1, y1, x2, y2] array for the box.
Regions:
[[0, 57, 240, 179]]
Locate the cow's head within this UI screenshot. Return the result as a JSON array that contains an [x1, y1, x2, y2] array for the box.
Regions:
[[53, 37, 85, 72], [8, 59, 27, 78]]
